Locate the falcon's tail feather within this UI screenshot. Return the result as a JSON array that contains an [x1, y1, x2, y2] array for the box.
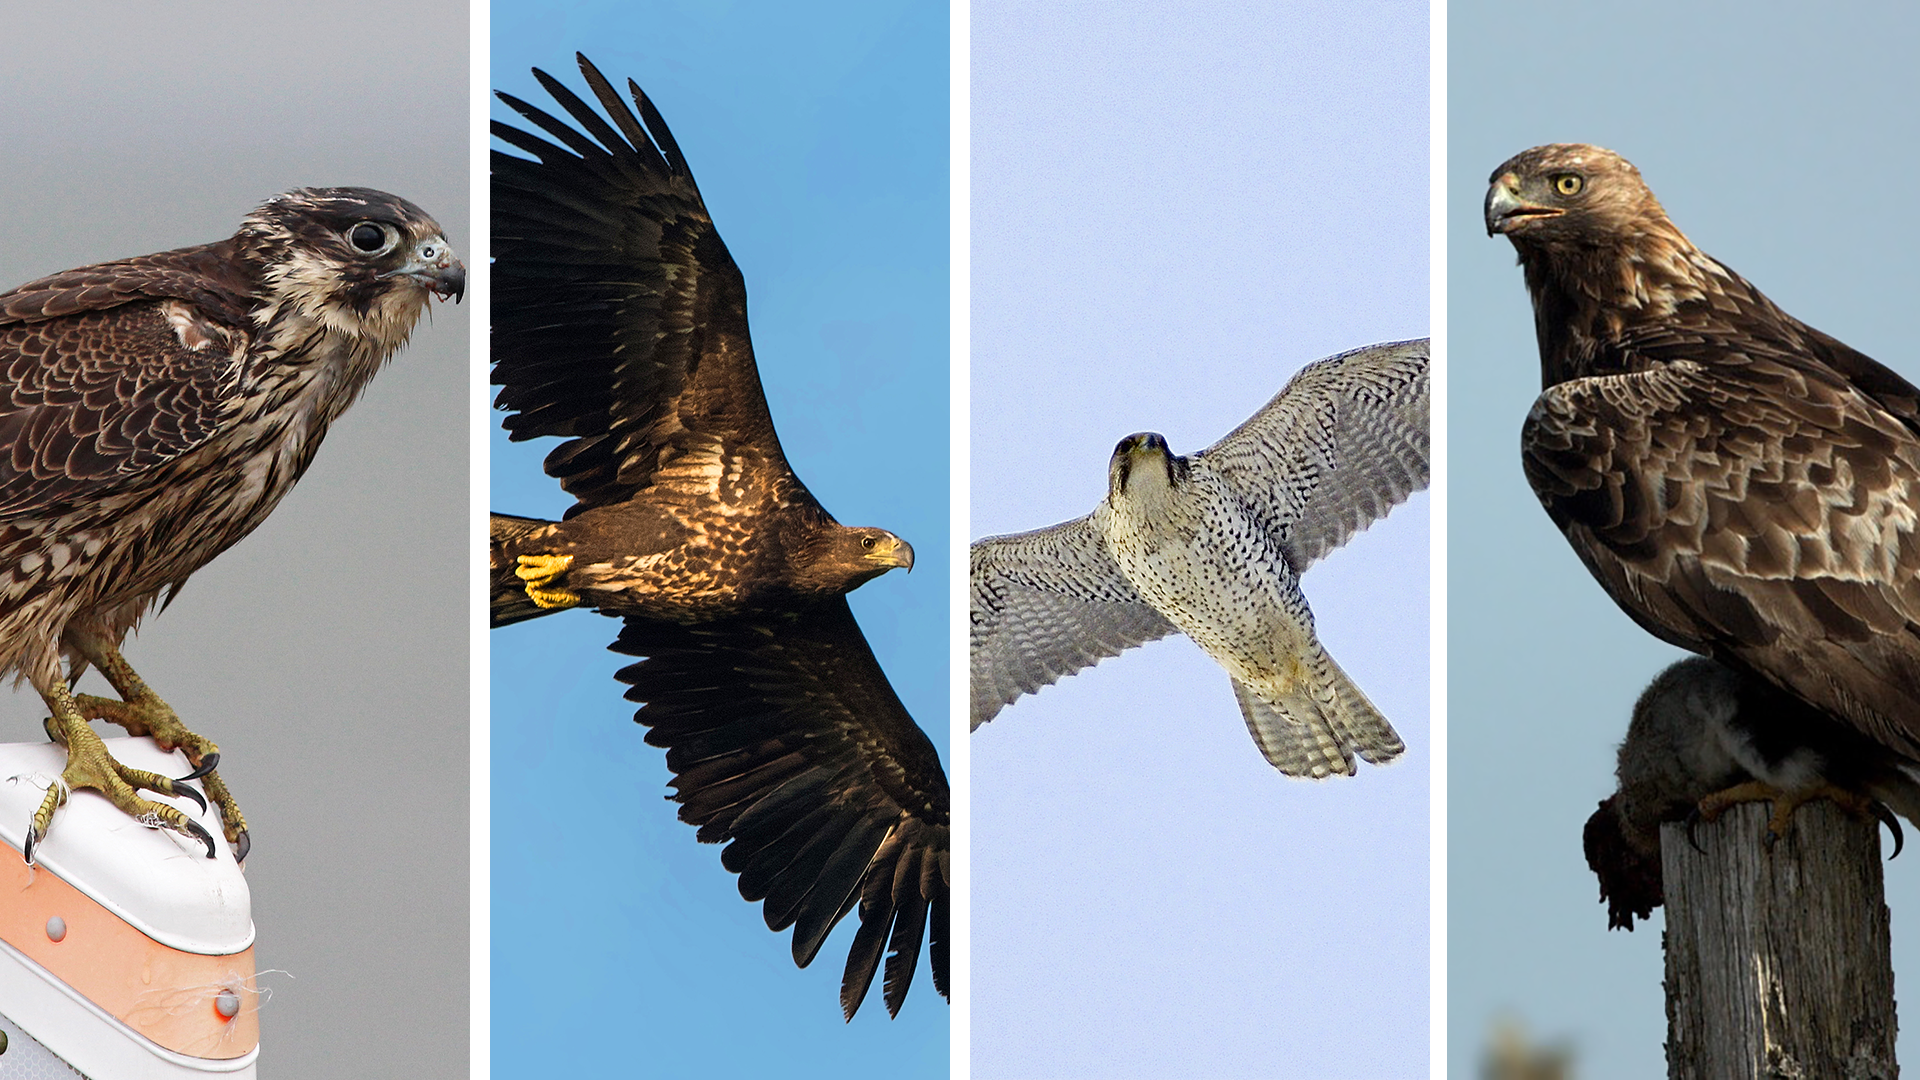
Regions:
[[490, 512, 561, 628], [1232, 650, 1403, 778]]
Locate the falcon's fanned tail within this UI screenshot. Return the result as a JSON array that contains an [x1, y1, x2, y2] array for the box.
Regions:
[[1232, 647, 1402, 779]]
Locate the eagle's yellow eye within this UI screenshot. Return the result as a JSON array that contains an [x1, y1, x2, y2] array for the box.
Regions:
[[1553, 174, 1583, 197]]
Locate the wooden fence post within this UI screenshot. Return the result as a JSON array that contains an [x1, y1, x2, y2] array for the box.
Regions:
[[1660, 799, 1897, 1078]]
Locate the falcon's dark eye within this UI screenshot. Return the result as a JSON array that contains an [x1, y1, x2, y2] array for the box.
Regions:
[[1553, 173, 1584, 197], [861, 535, 877, 549], [346, 222, 396, 254]]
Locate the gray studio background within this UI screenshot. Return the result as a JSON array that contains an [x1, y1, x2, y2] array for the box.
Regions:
[[0, 3, 469, 1075], [1450, 1, 1920, 1075]]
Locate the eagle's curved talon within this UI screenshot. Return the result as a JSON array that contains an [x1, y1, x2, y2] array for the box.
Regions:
[[1875, 804, 1905, 858], [230, 829, 250, 864], [1684, 809, 1708, 854], [177, 752, 219, 782]]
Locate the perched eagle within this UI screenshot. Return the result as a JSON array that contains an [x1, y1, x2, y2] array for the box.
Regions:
[[970, 339, 1429, 778], [1584, 658, 1916, 930], [489, 55, 948, 1020], [1487, 143, 1920, 833], [0, 188, 462, 864]]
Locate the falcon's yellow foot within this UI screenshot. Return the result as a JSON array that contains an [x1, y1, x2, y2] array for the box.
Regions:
[[69, 690, 249, 863], [1688, 779, 1901, 857], [27, 688, 215, 863], [516, 552, 581, 609]]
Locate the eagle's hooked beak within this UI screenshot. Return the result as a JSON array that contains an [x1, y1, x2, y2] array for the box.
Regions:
[[865, 534, 914, 572], [384, 235, 466, 301], [1485, 173, 1557, 237]]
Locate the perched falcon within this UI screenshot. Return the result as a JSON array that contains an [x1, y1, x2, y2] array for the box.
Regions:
[[970, 339, 1429, 778], [1487, 143, 1920, 832], [1584, 658, 1916, 930], [489, 55, 948, 1020], [0, 187, 464, 863]]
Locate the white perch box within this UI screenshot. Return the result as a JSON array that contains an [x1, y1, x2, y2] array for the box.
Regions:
[[0, 738, 257, 1077]]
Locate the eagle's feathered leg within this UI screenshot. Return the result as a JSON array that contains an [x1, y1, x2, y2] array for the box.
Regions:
[[27, 678, 215, 863], [1689, 779, 1902, 855], [62, 629, 250, 862]]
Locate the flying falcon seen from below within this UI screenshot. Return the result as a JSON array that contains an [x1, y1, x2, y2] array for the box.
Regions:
[[0, 187, 464, 864], [489, 55, 948, 1020], [970, 338, 1429, 778], [1488, 143, 1920, 836]]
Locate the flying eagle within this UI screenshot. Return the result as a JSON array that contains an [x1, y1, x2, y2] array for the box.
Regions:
[[488, 55, 948, 1020], [0, 187, 464, 864], [970, 339, 1429, 777], [1584, 658, 1916, 930], [1487, 143, 1920, 832]]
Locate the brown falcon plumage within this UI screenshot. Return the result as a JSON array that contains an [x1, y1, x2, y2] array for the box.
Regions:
[[1, 187, 463, 863], [488, 56, 947, 1020], [1487, 143, 1920, 834]]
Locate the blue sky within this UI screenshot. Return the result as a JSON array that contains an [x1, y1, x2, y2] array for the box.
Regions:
[[488, 2, 949, 1075], [1449, 1, 1920, 1074], [969, 2, 1430, 1076]]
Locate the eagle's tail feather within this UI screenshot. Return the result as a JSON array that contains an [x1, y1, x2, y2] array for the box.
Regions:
[[491, 513, 561, 628], [1232, 649, 1404, 779]]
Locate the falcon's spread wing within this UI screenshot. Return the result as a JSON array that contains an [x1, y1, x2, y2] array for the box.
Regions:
[[969, 516, 1177, 728], [1198, 338, 1431, 571], [1489, 143, 1920, 774], [492, 58, 811, 518], [491, 55, 948, 1019], [613, 598, 949, 1018]]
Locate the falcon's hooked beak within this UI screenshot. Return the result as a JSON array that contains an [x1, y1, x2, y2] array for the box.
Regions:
[[1485, 173, 1559, 237], [863, 532, 914, 572], [382, 235, 466, 302]]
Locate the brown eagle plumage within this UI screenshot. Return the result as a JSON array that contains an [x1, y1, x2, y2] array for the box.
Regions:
[[1, 187, 464, 863], [1487, 143, 1920, 823], [488, 55, 948, 1020]]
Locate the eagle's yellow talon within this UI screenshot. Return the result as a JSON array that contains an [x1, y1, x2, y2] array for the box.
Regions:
[[516, 553, 581, 609]]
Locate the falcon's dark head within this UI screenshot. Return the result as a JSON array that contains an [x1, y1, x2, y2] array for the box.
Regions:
[[793, 526, 914, 595], [1108, 432, 1185, 498], [1485, 144, 1676, 251], [240, 186, 464, 348]]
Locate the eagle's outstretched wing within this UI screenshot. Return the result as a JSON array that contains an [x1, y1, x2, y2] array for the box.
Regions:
[[492, 55, 813, 517], [968, 516, 1177, 728], [613, 598, 950, 1018], [1197, 337, 1430, 572]]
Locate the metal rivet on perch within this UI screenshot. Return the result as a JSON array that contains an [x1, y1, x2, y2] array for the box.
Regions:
[[45, 916, 65, 943], [215, 991, 241, 1019]]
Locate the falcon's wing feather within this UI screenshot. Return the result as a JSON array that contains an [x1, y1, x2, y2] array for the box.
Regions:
[[1523, 349, 1920, 762], [613, 597, 950, 1020], [1198, 338, 1430, 571], [492, 54, 809, 516], [0, 299, 242, 518], [969, 515, 1178, 727]]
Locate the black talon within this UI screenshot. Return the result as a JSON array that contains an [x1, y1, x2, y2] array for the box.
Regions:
[[183, 820, 216, 860], [176, 752, 219, 783], [231, 829, 250, 864], [167, 780, 207, 815], [1684, 809, 1708, 854], [1874, 803, 1904, 859], [23, 826, 40, 865]]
